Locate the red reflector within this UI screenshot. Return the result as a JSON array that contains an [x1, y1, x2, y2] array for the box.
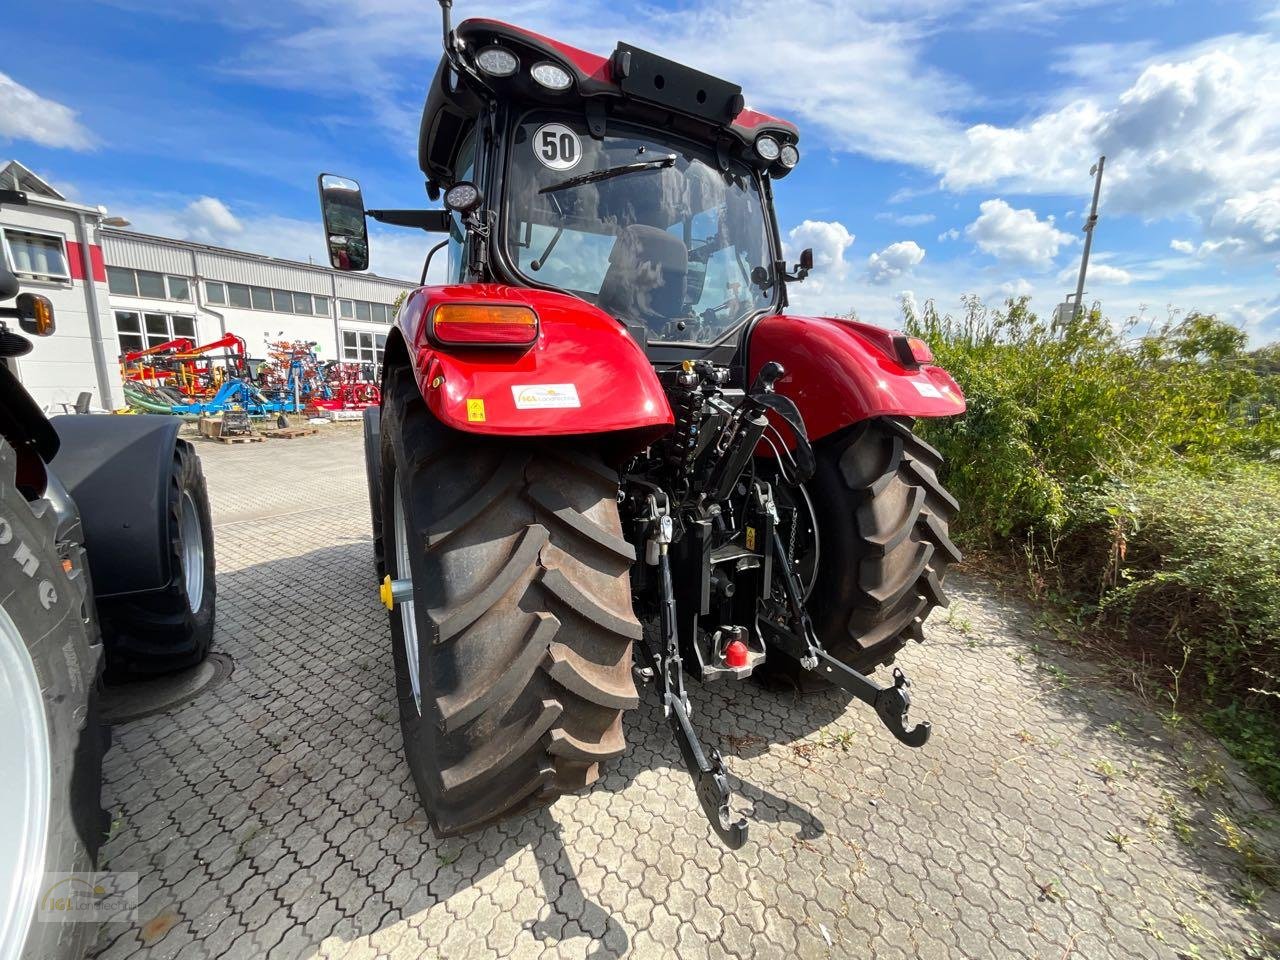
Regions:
[[725, 640, 749, 668], [907, 337, 934, 364], [432, 304, 538, 346]]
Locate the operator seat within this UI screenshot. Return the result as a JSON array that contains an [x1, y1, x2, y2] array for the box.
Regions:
[[597, 224, 688, 332]]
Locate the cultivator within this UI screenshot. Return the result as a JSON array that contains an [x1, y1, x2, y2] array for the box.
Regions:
[[119, 333, 380, 416]]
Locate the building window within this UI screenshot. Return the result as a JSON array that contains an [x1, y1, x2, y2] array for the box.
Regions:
[[271, 289, 291, 312], [136, 271, 167, 299], [3, 229, 70, 280], [314, 295, 330, 317], [340, 329, 386, 367], [228, 283, 251, 308], [108, 266, 138, 296], [337, 297, 396, 324], [114, 310, 196, 353], [251, 286, 272, 310], [115, 312, 144, 354], [205, 281, 226, 304], [108, 266, 196, 302]]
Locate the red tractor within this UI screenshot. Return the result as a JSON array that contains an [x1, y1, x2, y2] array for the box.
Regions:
[[321, 4, 964, 847]]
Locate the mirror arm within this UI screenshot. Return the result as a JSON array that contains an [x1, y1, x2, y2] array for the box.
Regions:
[[367, 209, 450, 232], [421, 239, 448, 285]]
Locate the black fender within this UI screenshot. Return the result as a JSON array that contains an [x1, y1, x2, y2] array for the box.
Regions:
[[49, 414, 182, 599], [363, 405, 384, 577]]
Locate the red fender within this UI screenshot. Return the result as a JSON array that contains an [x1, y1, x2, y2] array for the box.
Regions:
[[748, 314, 965, 443], [398, 283, 673, 448]]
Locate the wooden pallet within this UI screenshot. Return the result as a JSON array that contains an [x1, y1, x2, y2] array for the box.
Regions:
[[263, 427, 319, 440], [211, 433, 265, 444]]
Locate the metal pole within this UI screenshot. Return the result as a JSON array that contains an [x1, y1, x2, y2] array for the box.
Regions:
[[1072, 155, 1105, 319], [77, 211, 118, 409]]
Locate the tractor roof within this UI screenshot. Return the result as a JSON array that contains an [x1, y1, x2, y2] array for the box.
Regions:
[[418, 18, 799, 187]]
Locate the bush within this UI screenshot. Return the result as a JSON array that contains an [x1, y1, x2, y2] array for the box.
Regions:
[[900, 296, 1280, 796], [903, 296, 1279, 545]]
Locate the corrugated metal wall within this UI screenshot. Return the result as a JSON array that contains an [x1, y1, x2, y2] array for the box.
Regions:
[[334, 274, 416, 303], [194, 251, 333, 294], [101, 230, 415, 304], [101, 232, 193, 275]]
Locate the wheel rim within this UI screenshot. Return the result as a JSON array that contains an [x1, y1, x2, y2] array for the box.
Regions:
[[179, 489, 205, 613], [0, 605, 51, 960], [768, 478, 821, 603], [392, 473, 422, 714]]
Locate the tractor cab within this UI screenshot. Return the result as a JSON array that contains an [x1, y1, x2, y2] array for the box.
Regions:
[[417, 17, 806, 363]]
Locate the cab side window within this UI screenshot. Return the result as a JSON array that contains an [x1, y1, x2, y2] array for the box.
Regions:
[[446, 130, 477, 283]]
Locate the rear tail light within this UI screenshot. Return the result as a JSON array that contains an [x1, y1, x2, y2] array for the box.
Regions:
[[431, 304, 539, 347], [903, 336, 934, 365], [890, 333, 933, 367]]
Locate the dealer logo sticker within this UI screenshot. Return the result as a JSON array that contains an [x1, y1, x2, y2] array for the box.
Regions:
[[512, 383, 581, 410]]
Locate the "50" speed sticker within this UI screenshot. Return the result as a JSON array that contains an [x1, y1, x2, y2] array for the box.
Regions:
[[533, 123, 581, 171]]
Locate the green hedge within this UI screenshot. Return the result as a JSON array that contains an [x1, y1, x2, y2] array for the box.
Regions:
[[901, 296, 1280, 795]]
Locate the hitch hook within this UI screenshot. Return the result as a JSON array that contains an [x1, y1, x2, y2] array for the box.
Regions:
[[873, 668, 931, 748]]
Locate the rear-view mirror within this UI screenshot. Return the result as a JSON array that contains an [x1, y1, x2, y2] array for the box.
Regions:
[[317, 173, 370, 272], [17, 293, 55, 336]]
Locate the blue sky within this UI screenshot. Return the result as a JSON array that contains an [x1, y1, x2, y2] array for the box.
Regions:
[[4, 0, 1278, 341]]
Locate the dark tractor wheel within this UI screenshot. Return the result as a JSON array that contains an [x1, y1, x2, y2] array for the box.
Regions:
[[380, 369, 640, 836], [0, 439, 107, 960], [363, 405, 384, 578], [98, 440, 215, 678], [770, 417, 960, 685]]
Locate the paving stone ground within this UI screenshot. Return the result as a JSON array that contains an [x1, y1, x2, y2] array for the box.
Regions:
[[93, 425, 1280, 959]]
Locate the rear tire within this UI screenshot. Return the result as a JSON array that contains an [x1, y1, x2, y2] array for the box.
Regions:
[[363, 406, 384, 579], [380, 370, 640, 836], [773, 417, 960, 684], [97, 441, 215, 678], [0, 439, 106, 960]]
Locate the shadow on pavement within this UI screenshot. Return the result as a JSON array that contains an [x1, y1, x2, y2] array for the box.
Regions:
[[95, 538, 831, 959]]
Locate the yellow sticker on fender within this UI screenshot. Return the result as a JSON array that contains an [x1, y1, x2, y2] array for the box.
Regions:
[[466, 398, 486, 422], [745, 526, 757, 551]]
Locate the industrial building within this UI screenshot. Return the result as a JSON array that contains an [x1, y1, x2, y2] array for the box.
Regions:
[[0, 160, 415, 410]]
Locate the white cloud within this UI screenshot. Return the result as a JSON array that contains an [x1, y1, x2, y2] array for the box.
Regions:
[[0, 73, 94, 150], [1050, 40, 1158, 86], [876, 211, 936, 227], [1000, 278, 1034, 298], [118, 195, 430, 282], [192, 0, 975, 166], [965, 199, 1073, 268], [1056, 262, 1132, 285], [785, 220, 855, 281], [888, 185, 934, 204], [938, 36, 1280, 259], [1170, 239, 1195, 254], [866, 240, 926, 284], [938, 228, 960, 242], [180, 197, 244, 242], [1207, 186, 1280, 255]]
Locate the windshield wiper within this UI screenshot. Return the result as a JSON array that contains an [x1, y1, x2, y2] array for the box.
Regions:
[[539, 155, 676, 195]]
